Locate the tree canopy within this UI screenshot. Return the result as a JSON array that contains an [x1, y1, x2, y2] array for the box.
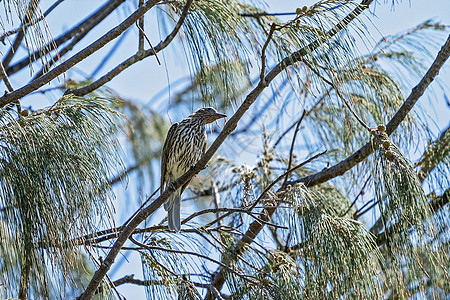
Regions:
[[0, 0, 448, 299]]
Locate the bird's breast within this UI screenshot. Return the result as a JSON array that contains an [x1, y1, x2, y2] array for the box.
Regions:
[[166, 123, 206, 180]]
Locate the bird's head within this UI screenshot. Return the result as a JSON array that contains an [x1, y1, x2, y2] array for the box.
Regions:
[[193, 107, 227, 124]]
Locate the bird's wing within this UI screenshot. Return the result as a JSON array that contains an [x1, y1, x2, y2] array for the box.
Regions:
[[202, 134, 207, 154], [161, 122, 178, 193]]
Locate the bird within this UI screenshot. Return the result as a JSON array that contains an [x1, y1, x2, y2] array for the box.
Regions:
[[161, 107, 227, 232]]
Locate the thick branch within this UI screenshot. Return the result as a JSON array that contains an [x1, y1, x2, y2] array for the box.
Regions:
[[80, 0, 450, 298], [0, 0, 159, 108], [310, 33, 450, 236], [204, 2, 375, 297]]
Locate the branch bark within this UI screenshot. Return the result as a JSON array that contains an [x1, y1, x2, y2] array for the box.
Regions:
[[31, 0, 127, 80], [204, 1, 376, 297]]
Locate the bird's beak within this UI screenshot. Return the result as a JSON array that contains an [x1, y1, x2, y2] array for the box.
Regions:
[[214, 113, 227, 120]]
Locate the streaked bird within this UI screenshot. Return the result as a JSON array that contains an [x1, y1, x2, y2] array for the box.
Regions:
[[161, 107, 226, 232]]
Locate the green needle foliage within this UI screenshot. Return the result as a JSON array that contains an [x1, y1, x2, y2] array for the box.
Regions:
[[417, 127, 450, 191], [0, 95, 124, 297], [223, 184, 384, 299], [162, 0, 262, 104], [140, 233, 212, 300], [0, 0, 56, 71], [289, 184, 384, 299], [372, 134, 449, 297]]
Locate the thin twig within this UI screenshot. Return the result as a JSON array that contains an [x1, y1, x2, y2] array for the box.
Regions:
[[249, 150, 327, 211], [341, 176, 371, 217], [291, 33, 450, 188], [78, 1, 405, 298], [353, 198, 377, 219], [135, 21, 161, 65], [2, 0, 38, 69], [0, 61, 18, 112], [110, 274, 209, 289], [0, 62, 14, 93], [90, 31, 130, 78], [0, 0, 66, 44], [108, 159, 151, 186], [204, 2, 450, 298], [128, 237, 259, 285], [271, 93, 327, 150], [240, 11, 297, 18], [259, 23, 277, 84], [282, 110, 307, 188], [302, 59, 371, 131], [31, 0, 125, 80], [138, 0, 145, 52], [211, 180, 222, 227]]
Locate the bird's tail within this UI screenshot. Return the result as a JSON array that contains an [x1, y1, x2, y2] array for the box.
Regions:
[[164, 189, 181, 232]]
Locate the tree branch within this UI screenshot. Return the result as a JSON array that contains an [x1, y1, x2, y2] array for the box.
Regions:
[[30, 0, 127, 80], [68, 0, 193, 97], [0, 61, 14, 93], [138, 0, 145, 52], [205, 9, 450, 300], [287, 37, 450, 188], [78, 0, 392, 298], [259, 23, 276, 84], [109, 274, 223, 294], [0, 0, 159, 108], [128, 237, 259, 285], [6, 0, 126, 76], [204, 2, 376, 297]]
